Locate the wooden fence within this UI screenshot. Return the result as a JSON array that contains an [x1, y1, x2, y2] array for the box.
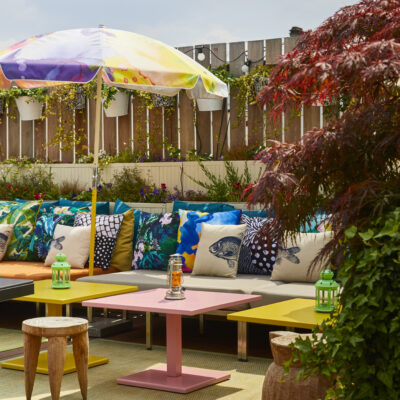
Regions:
[[0, 36, 324, 163]]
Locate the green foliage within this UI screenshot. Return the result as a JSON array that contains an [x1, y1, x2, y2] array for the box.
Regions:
[[186, 160, 260, 202], [292, 208, 400, 399], [2, 86, 48, 103], [210, 64, 237, 86]]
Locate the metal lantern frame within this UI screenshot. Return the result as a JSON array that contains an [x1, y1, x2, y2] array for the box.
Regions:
[[315, 269, 339, 313], [51, 253, 71, 289]]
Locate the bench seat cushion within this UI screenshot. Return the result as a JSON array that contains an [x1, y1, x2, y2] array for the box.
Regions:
[[0, 261, 117, 281]]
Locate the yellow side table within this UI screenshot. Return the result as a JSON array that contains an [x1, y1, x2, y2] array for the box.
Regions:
[[227, 298, 331, 361], [2, 279, 138, 375]]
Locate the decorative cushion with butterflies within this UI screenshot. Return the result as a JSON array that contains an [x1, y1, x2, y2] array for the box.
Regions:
[[237, 214, 277, 275], [74, 213, 124, 269], [44, 224, 91, 268], [271, 232, 334, 282], [0, 224, 14, 261]]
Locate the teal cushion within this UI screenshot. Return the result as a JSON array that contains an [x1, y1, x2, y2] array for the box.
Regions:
[[0, 200, 42, 260], [59, 198, 110, 215], [242, 210, 267, 218], [302, 213, 331, 233], [14, 199, 59, 213], [172, 200, 235, 213]]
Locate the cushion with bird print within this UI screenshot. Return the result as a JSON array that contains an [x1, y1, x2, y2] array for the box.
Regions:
[[237, 214, 277, 275], [176, 209, 242, 273], [270, 232, 334, 282], [0, 224, 14, 261], [74, 213, 124, 270], [132, 211, 180, 271], [44, 224, 91, 268], [192, 223, 247, 278]]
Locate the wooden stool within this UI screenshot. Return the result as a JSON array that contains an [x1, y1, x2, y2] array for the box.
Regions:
[[22, 316, 89, 400]]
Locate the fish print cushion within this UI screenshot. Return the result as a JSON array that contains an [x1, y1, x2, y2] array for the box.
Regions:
[[192, 223, 246, 278], [44, 224, 91, 268], [0, 200, 42, 261], [27, 212, 76, 261], [74, 213, 124, 269], [0, 224, 14, 261], [132, 211, 180, 271], [238, 214, 277, 275], [271, 232, 334, 282], [176, 209, 242, 272]]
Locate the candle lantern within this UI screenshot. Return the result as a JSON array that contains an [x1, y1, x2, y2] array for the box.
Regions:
[[51, 253, 71, 289], [315, 269, 339, 312], [165, 253, 185, 300]]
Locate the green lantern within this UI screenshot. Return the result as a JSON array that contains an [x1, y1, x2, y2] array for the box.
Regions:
[[51, 253, 71, 289], [315, 269, 339, 313]]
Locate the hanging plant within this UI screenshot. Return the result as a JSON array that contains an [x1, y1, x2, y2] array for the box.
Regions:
[[151, 93, 175, 108], [73, 86, 86, 110]]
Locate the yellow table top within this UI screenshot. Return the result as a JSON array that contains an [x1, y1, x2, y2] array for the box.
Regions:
[[227, 298, 330, 329], [13, 279, 138, 305]]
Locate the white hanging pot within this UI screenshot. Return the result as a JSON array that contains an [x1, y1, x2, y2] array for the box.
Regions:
[[196, 98, 224, 112], [104, 91, 129, 117], [15, 96, 43, 121]]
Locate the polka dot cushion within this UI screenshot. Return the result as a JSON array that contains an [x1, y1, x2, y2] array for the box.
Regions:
[[237, 214, 277, 275], [74, 213, 124, 270]]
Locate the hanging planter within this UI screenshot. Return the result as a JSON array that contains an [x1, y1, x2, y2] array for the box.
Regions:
[[196, 98, 224, 112], [73, 86, 86, 110], [15, 96, 44, 121], [151, 94, 175, 108], [104, 91, 130, 117], [254, 76, 269, 95]]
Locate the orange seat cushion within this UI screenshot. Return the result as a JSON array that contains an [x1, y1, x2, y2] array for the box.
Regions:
[[0, 261, 118, 281]]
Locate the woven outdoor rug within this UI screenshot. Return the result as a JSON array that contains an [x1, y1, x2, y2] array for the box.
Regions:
[[0, 338, 270, 400]]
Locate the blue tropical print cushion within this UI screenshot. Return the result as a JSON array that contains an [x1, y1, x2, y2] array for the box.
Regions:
[[28, 212, 76, 261], [172, 200, 235, 213], [59, 198, 110, 215], [176, 209, 242, 272], [132, 211, 180, 271]]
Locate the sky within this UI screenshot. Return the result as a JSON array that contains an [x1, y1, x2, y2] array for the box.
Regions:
[[0, 0, 359, 50]]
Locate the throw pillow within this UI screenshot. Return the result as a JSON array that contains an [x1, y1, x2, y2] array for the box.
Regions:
[[110, 209, 134, 271], [192, 223, 246, 278], [271, 232, 334, 282], [14, 199, 59, 213], [49, 205, 91, 215], [74, 213, 124, 269], [59, 198, 110, 215], [238, 214, 277, 275], [0, 224, 14, 261], [302, 213, 332, 233], [241, 210, 268, 218], [172, 200, 235, 213], [176, 209, 242, 272], [44, 224, 91, 268], [28, 212, 76, 261], [132, 211, 180, 271], [0, 200, 42, 261]]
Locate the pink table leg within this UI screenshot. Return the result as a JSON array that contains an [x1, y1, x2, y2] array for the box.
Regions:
[[117, 313, 230, 393]]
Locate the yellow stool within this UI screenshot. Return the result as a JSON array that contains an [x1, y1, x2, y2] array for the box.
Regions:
[[23, 316, 88, 400]]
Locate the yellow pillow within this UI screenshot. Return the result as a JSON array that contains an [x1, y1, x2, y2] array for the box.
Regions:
[[110, 209, 134, 271]]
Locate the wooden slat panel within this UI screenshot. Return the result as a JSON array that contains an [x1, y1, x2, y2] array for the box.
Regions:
[[284, 37, 299, 54], [211, 42, 227, 69], [248, 40, 264, 148], [164, 102, 178, 151], [61, 109, 73, 163], [8, 109, 19, 158], [0, 115, 7, 161], [34, 117, 46, 160], [265, 38, 282, 65], [229, 41, 246, 150], [284, 106, 301, 142], [178, 46, 194, 156], [133, 96, 147, 156], [118, 99, 131, 153], [265, 105, 282, 141], [47, 113, 59, 161], [149, 107, 163, 158], [88, 98, 96, 154], [303, 105, 321, 134], [75, 108, 88, 159], [103, 108, 116, 156]]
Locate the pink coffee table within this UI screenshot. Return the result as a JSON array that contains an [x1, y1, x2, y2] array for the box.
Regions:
[[83, 288, 261, 393]]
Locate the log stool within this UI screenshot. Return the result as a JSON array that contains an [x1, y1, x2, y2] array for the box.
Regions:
[[262, 331, 330, 400], [22, 316, 89, 400]]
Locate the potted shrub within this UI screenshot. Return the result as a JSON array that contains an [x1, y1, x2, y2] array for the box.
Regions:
[[7, 87, 47, 121], [151, 93, 175, 108], [102, 85, 132, 117]]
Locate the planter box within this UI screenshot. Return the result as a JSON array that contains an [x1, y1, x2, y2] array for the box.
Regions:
[[197, 98, 224, 112], [104, 92, 129, 117], [15, 97, 43, 121]]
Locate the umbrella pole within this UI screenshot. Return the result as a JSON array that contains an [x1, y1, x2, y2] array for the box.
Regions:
[[88, 68, 103, 276]]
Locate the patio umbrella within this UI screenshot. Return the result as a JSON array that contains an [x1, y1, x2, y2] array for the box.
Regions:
[[0, 27, 228, 275]]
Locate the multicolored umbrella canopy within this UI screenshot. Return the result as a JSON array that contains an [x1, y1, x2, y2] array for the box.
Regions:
[[0, 27, 228, 275], [0, 27, 227, 99]]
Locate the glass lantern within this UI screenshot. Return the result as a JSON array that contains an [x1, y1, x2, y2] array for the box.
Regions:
[[315, 269, 339, 313], [51, 253, 71, 289], [165, 253, 185, 300]]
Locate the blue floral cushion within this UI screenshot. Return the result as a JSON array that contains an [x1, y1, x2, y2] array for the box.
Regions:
[[176, 209, 242, 272], [0, 200, 42, 260], [302, 213, 332, 233], [59, 198, 110, 215], [172, 200, 235, 213], [132, 211, 180, 271]]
